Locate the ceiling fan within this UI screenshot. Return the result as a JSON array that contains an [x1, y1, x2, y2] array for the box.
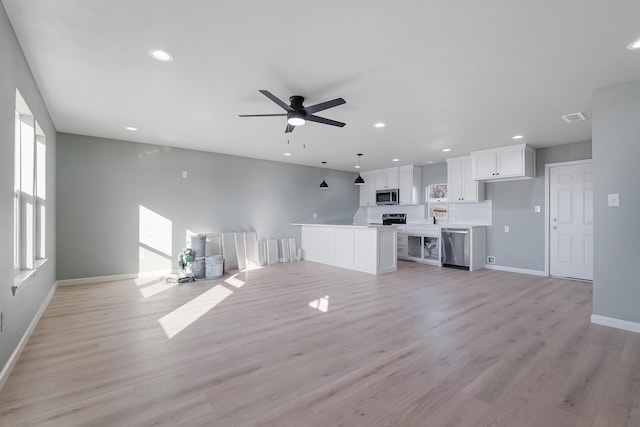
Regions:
[[239, 90, 346, 133]]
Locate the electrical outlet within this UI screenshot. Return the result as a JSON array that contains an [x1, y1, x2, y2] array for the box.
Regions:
[[312, 213, 318, 219], [182, 171, 188, 179], [504, 225, 510, 233], [487, 256, 496, 264]]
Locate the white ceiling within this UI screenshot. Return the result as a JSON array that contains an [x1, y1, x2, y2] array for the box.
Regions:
[[4, 1, 640, 171]]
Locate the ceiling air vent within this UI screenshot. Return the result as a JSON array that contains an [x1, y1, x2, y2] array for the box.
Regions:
[[561, 112, 587, 123]]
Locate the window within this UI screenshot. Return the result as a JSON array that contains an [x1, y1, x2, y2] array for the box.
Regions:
[[14, 90, 47, 290]]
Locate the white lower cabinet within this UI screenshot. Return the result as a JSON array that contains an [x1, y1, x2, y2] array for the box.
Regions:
[[397, 229, 441, 266], [397, 225, 485, 271], [397, 234, 408, 258], [300, 224, 397, 274]]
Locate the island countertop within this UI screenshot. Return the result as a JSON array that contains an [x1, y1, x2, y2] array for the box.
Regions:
[[292, 222, 397, 229]]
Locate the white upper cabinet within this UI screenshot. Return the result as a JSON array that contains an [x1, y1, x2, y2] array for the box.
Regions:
[[398, 165, 420, 205], [359, 172, 376, 207], [374, 168, 398, 190], [471, 143, 536, 181], [359, 166, 418, 206], [447, 155, 484, 202]]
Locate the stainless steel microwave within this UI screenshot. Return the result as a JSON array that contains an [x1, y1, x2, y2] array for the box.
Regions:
[[376, 189, 399, 205]]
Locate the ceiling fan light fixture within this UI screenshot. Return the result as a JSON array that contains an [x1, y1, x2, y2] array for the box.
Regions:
[[287, 116, 306, 126]]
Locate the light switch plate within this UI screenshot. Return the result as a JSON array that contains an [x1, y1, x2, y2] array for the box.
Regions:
[[534, 205, 541, 213], [504, 226, 510, 233], [608, 193, 620, 207], [182, 171, 188, 178], [312, 213, 317, 219]]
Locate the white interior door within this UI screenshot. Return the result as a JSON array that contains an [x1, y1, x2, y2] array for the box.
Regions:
[[549, 162, 593, 280]]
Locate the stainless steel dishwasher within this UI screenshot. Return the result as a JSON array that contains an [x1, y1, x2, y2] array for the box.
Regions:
[[441, 228, 470, 270]]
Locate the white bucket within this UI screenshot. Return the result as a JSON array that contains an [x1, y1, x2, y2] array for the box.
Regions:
[[192, 257, 206, 278], [190, 234, 206, 258], [205, 255, 224, 279]]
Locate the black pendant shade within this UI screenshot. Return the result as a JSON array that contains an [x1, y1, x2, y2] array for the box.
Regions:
[[320, 161, 329, 189], [354, 153, 365, 185]]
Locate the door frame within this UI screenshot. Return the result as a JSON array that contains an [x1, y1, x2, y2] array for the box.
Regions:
[[544, 159, 593, 277]]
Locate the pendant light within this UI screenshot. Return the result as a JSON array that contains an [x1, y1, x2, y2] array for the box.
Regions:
[[320, 161, 329, 189], [354, 153, 365, 185]]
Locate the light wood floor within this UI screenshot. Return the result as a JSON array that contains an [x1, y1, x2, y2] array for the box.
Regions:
[[1, 261, 639, 426]]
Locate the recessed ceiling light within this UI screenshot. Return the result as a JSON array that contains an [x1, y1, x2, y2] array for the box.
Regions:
[[149, 49, 174, 62], [284, 153, 292, 156], [427, 161, 435, 164], [374, 122, 385, 128], [512, 135, 524, 140], [392, 158, 400, 162], [442, 148, 451, 152], [627, 37, 640, 50], [125, 126, 138, 131], [354, 165, 361, 169]]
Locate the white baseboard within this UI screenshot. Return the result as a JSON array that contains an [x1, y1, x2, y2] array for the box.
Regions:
[[56, 273, 138, 286], [591, 314, 640, 334], [0, 281, 57, 391], [483, 264, 547, 277], [56, 270, 174, 287]]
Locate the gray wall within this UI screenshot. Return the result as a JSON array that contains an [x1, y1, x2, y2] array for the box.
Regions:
[[0, 4, 57, 377], [56, 133, 360, 280], [485, 141, 592, 271], [592, 80, 640, 323]]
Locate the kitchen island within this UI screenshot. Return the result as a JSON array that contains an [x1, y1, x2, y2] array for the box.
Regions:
[[293, 223, 397, 274]]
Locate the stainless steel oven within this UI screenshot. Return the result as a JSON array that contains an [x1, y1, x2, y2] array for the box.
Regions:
[[382, 213, 406, 225]]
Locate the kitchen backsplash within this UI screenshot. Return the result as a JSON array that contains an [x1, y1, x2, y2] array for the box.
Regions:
[[355, 205, 426, 224], [447, 200, 492, 225], [354, 200, 492, 226]]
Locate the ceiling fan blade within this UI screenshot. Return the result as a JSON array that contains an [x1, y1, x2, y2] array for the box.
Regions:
[[285, 123, 295, 133], [306, 115, 346, 127], [259, 90, 293, 111], [238, 114, 287, 117], [305, 98, 346, 114]]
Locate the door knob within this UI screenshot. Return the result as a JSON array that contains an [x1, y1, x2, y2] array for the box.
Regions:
[[553, 226, 557, 230], [552, 218, 557, 222]]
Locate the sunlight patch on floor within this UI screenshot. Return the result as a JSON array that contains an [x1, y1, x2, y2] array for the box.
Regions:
[[140, 281, 178, 298], [134, 277, 163, 287], [309, 295, 330, 313], [224, 273, 245, 288], [158, 284, 233, 338]]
